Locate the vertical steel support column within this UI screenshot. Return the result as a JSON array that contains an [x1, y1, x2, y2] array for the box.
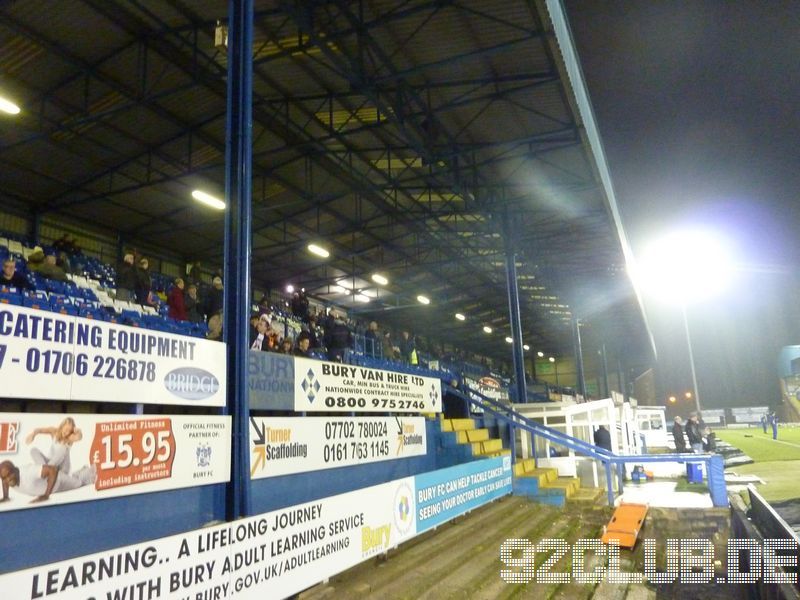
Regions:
[[502, 219, 527, 406], [572, 317, 586, 398], [224, 0, 254, 520], [601, 343, 610, 397]]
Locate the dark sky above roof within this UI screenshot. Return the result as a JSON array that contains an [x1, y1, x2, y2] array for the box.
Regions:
[[565, 0, 800, 407]]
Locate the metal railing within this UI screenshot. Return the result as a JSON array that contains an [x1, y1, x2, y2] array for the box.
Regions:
[[449, 385, 728, 507]]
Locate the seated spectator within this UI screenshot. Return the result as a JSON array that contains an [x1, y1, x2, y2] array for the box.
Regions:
[[260, 315, 279, 350], [1, 258, 32, 291], [184, 284, 203, 322], [294, 331, 312, 357], [278, 338, 293, 355], [702, 427, 716, 452], [249, 315, 270, 351], [115, 252, 138, 302], [207, 313, 222, 341], [167, 278, 187, 321], [27, 247, 68, 282], [56, 251, 72, 275]]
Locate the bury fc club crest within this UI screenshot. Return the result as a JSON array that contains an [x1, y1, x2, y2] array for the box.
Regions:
[[196, 443, 212, 468]]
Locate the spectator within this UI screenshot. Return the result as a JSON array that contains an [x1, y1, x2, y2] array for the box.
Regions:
[[593, 425, 612, 451], [324, 310, 352, 362], [294, 332, 312, 357], [115, 252, 137, 301], [399, 331, 417, 364], [760, 413, 768, 434], [365, 321, 379, 357], [1, 258, 32, 291], [204, 276, 224, 322], [278, 338, 294, 355], [188, 261, 202, 286], [184, 284, 203, 323], [167, 278, 187, 321], [249, 316, 270, 351], [672, 416, 687, 452], [56, 251, 72, 275], [134, 258, 152, 305], [207, 313, 222, 341], [303, 315, 320, 349], [770, 411, 779, 440], [702, 427, 716, 452], [28, 248, 68, 282], [257, 295, 271, 317], [685, 412, 703, 453], [382, 331, 395, 360]]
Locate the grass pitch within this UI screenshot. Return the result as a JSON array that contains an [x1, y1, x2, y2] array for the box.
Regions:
[[716, 427, 800, 501]]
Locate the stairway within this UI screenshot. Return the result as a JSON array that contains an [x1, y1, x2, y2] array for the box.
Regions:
[[439, 417, 511, 463], [513, 457, 604, 507]]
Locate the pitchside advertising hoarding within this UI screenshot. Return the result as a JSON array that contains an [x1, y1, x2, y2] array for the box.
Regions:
[[293, 356, 442, 413], [0, 304, 227, 406], [0, 413, 231, 512], [0, 457, 511, 599], [249, 416, 427, 479]]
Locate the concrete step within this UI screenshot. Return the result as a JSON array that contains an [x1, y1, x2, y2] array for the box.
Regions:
[[470, 438, 504, 456], [455, 428, 490, 443], [570, 487, 605, 504]]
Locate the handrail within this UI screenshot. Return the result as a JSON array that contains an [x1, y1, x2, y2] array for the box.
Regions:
[[448, 385, 728, 507]]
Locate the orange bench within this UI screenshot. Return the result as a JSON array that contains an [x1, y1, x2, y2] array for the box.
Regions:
[[601, 502, 649, 549]]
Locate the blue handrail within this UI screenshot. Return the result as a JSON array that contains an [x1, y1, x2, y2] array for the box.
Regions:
[[449, 386, 728, 507]]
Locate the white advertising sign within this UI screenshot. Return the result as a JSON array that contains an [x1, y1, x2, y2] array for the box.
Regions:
[[293, 357, 442, 413], [0, 476, 419, 600], [249, 416, 427, 479], [0, 304, 227, 406], [0, 413, 231, 512]]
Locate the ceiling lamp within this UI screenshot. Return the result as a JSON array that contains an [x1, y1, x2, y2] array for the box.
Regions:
[[0, 95, 21, 115], [371, 273, 388, 286], [307, 244, 330, 258], [416, 295, 430, 305], [455, 313, 466, 321], [191, 190, 225, 210], [505, 337, 513, 344], [483, 326, 492, 334]]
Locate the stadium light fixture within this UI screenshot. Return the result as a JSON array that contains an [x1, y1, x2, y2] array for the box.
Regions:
[[505, 337, 513, 344], [371, 273, 388, 286], [286, 284, 294, 293], [668, 395, 677, 403], [191, 189, 225, 210], [0, 95, 21, 115], [308, 244, 330, 258], [417, 295, 430, 305], [523, 344, 530, 351], [483, 326, 492, 334], [537, 351, 544, 358], [548, 356, 555, 363], [684, 391, 693, 399], [455, 313, 466, 321]]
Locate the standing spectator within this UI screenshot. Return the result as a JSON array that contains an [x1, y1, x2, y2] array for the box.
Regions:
[[115, 252, 138, 301], [1, 258, 32, 291], [28, 248, 68, 282], [188, 261, 202, 286], [184, 284, 203, 322], [303, 315, 320, 349], [324, 310, 352, 362], [702, 427, 716, 452], [399, 331, 416, 364], [382, 331, 395, 360], [135, 258, 152, 305], [760, 413, 768, 434], [593, 425, 612, 452], [770, 411, 779, 440], [686, 412, 703, 453], [365, 321, 379, 358], [167, 278, 187, 321], [204, 276, 224, 321], [672, 416, 687, 452]]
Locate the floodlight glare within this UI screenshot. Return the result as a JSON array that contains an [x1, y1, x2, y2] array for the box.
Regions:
[[330, 285, 345, 294], [523, 344, 530, 351], [505, 337, 513, 344], [455, 313, 466, 321], [286, 284, 294, 293], [483, 326, 492, 334], [417, 295, 430, 305], [371, 273, 388, 286], [191, 190, 225, 210], [308, 244, 330, 258], [548, 356, 555, 363], [537, 351, 544, 358], [354, 294, 370, 303], [635, 229, 734, 305]]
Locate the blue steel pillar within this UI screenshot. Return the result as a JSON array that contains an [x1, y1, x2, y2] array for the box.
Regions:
[[224, 0, 253, 520], [502, 215, 527, 467]]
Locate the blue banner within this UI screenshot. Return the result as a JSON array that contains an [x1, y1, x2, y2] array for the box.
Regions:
[[248, 350, 295, 409], [414, 456, 513, 532]]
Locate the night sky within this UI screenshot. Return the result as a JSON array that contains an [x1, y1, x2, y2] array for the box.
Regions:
[[564, 1, 800, 409]]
